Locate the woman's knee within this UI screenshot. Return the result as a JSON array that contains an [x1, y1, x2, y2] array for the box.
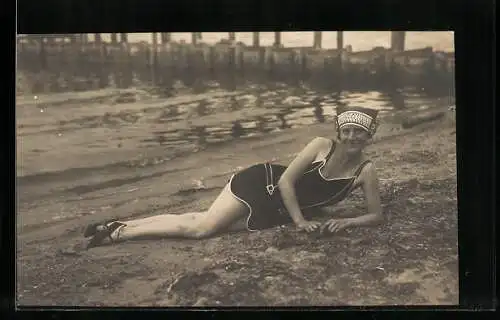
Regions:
[[188, 214, 243, 239], [187, 223, 217, 239]]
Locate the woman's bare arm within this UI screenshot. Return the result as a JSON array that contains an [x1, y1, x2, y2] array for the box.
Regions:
[[321, 162, 384, 234], [318, 206, 365, 218], [348, 162, 384, 227], [278, 137, 332, 225]]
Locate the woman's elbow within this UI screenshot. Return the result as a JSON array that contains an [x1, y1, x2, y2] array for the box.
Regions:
[[278, 177, 294, 190], [373, 212, 385, 225]]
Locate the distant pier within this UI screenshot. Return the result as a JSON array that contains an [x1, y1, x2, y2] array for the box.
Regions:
[[16, 32, 455, 95]]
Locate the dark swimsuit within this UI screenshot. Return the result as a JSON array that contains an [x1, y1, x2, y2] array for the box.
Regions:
[[228, 140, 372, 231]]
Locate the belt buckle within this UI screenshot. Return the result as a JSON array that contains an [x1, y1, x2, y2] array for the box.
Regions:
[[266, 184, 275, 196]]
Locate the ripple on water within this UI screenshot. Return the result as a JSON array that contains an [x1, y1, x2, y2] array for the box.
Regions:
[[136, 88, 449, 153]]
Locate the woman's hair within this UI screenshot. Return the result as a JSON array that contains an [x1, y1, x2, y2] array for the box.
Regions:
[[336, 106, 379, 137]]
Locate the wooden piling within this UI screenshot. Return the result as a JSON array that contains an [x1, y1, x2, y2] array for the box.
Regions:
[[337, 31, 344, 49], [74, 36, 90, 90], [191, 33, 200, 45], [69, 34, 78, 44], [37, 36, 47, 93], [46, 36, 55, 45], [97, 36, 108, 88], [228, 32, 236, 41], [252, 32, 260, 47], [110, 33, 118, 44], [274, 32, 282, 47], [391, 31, 406, 52], [89, 34, 105, 88], [121, 36, 132, 88], [79, 34, 88, 44], [151, 32, 158, 86], [161, 33, 171, 44], [313, 32, 322, 49], [120, 33, 128, 43]]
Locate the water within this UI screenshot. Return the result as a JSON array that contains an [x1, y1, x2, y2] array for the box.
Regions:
[[137, 87, 453, 157], [16, 85, 454, 180]]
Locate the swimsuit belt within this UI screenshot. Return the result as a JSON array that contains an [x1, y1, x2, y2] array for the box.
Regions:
[[264, 163, 277, 196]]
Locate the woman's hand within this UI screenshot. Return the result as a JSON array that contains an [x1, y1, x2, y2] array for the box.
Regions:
[[320, 218, 353, 234], [296, 220, 322, 233]]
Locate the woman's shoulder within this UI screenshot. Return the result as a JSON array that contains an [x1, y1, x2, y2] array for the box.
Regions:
[[358, 158, 379, 181], [309, 136, 336, 148], [305, 137, 336, 161], [352, 158, 378, 189]]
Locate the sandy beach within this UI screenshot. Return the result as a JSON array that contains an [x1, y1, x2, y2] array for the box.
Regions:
[[16, 88, 458, 306]]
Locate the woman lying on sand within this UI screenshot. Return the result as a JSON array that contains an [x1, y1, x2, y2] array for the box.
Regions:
[[84, 106, 384, 248]]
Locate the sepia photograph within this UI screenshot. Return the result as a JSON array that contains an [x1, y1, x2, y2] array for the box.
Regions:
[[16, 31, 457, 307]]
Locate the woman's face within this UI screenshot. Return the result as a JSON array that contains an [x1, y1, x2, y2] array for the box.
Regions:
[[338, 124, 371, 154]]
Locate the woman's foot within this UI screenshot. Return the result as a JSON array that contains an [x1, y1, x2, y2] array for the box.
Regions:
[[83, 219, 115, 238], [85, 221, 127, 249]]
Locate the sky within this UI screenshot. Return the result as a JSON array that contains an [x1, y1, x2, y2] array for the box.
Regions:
[[87, 31, 454, 52]]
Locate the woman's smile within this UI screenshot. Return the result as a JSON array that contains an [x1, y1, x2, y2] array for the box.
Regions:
[[347, 140, 363, 145], [345, 141, 364, 153]]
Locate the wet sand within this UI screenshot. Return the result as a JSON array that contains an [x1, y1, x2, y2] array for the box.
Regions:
[[16, 90, 458, 307]]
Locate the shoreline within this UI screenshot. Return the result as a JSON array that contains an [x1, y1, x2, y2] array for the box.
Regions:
[[17, 86, 454, 179]]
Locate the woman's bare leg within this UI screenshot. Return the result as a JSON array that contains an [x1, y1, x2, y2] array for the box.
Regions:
[[112, 183, 248, 241], [225, 216, 248, 233], [118, 212, 202, 228]]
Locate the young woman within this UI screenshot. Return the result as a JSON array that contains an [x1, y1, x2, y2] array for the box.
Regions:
[[84, 106, 384, 248]]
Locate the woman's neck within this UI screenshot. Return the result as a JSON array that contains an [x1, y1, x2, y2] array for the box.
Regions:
[[335, 143, 363, 164], [323, 147, 363, 179]]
